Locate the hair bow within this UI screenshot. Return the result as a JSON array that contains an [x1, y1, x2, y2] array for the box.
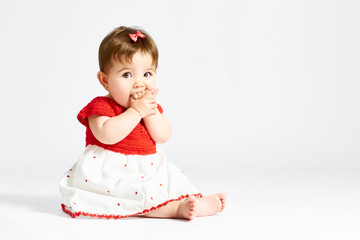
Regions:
[[129, 30, 146, 42]]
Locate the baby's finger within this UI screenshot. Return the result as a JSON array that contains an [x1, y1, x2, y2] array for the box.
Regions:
[[144, 91, 154, 98], [131, 93, 138, 99], [138, 91, 146, 98], [151, 89, 159, 98]]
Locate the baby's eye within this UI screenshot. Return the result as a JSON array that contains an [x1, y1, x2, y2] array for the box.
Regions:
[[122, 72, 132, 78], [144, 72, 152, 77]]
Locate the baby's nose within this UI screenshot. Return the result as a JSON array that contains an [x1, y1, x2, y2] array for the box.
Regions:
[[134, 79, 145, 88]]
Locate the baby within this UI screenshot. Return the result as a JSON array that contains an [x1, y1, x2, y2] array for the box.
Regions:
[[59, 26, 227, 220]]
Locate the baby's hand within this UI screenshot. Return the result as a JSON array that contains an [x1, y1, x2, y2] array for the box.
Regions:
[[151, 88, 159, 98], [132, 90, 146, 100], [132, 89, 159, 100], [130, 89, 159, 118]]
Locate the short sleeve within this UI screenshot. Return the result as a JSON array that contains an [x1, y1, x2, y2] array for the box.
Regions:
[[157, 104, 163, 114], [77, 97, 117, 127]]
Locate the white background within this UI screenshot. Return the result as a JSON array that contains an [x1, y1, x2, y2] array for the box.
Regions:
[[0, 0, 359, 239]]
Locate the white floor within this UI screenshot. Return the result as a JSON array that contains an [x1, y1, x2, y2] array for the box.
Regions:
[[0, 164, 359, 240]]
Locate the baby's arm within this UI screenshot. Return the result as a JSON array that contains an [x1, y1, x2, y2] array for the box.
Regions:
[[89, 93, 157, 145], [143, 110, 172, 144], [88, 108, 141, 145], [138, 89, 172, 144]]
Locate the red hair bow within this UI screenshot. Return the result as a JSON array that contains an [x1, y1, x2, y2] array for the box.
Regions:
[[129, 30, 146, 42]]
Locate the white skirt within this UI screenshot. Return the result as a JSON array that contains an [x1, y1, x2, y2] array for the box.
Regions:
[[59, 145, 201, 219]]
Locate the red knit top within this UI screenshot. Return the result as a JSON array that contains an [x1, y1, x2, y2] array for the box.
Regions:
[[77, 96, 163, 155]]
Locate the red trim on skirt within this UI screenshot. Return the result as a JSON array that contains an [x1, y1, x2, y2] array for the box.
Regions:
[[61, 193, 203, 219]]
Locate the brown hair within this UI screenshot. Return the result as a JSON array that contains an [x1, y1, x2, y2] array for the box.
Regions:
[[98, 26, 159, 73]]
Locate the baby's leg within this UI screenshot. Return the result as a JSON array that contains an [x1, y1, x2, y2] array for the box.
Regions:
[[141, 193, 227, 220], [141, 197, 197, 220]]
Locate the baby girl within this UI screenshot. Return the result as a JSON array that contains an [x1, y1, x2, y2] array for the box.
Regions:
[[59, 26, 227, 220]]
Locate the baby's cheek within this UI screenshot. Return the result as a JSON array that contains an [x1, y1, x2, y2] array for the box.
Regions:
[[146, 79, 156, 89]]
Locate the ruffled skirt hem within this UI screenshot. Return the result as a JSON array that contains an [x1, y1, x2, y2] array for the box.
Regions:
[[61, 193, 203, 219]]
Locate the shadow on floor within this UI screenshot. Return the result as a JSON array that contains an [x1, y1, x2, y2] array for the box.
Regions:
[[0, 193, 64, 217]]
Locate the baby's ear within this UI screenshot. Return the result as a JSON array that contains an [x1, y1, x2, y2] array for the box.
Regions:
[[97, 71, 109, 91]]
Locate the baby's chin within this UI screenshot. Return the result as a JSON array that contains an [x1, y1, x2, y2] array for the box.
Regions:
[[122, 99, 131, 109]]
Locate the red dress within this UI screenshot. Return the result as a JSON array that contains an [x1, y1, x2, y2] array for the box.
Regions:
[[59, 96, 202, 219]]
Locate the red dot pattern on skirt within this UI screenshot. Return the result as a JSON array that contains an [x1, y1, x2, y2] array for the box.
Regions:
[[65, 147, 172, 215]]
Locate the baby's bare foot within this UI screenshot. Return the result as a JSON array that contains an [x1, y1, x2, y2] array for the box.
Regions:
[[219, 192, 227, 212], [178, 195, 198, 220], [177, 193, 227, 220], [196, 193, 227, 217]]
